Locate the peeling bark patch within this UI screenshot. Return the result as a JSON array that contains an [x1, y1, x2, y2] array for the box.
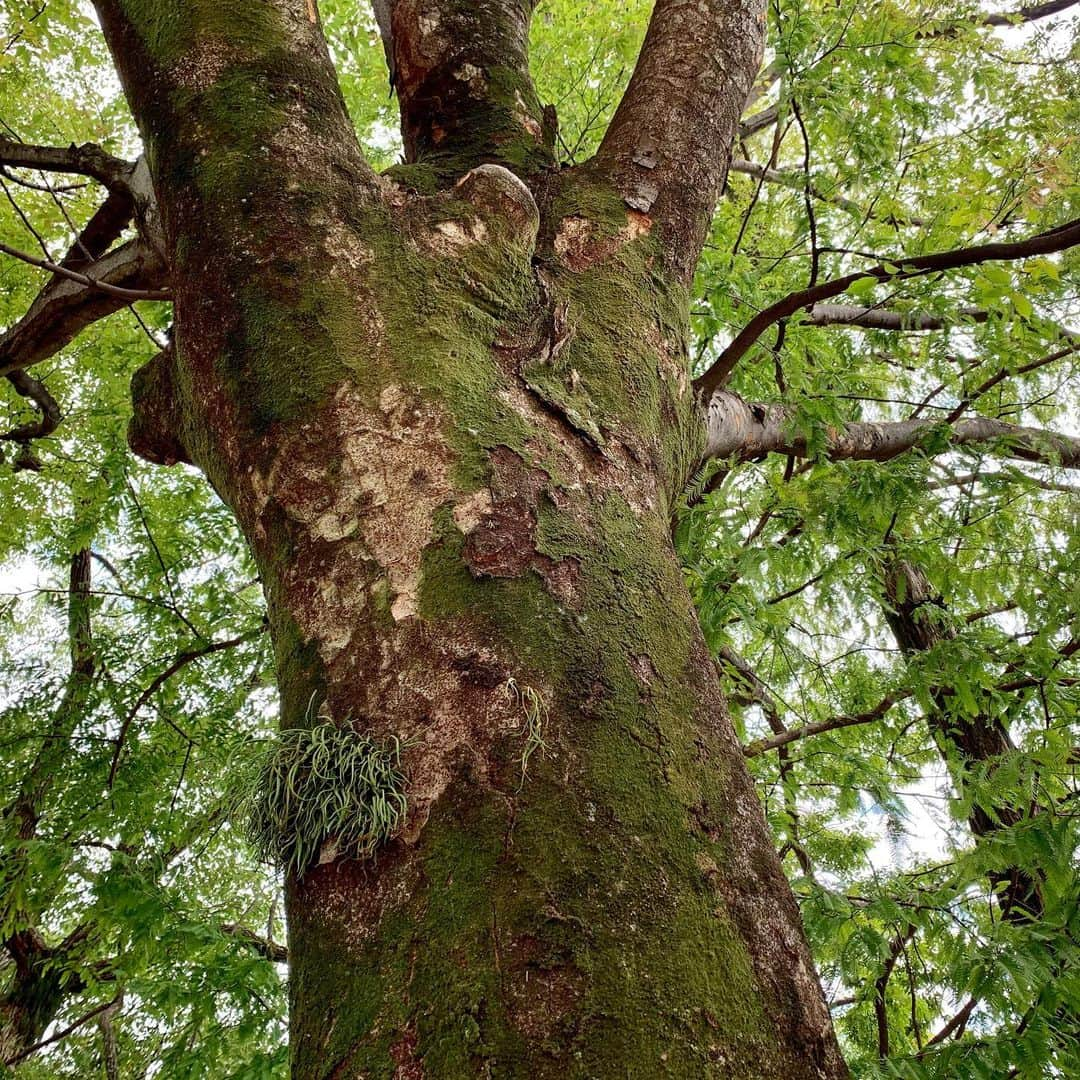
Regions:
[[630, 653, 657, 686], [457, 448, 578, 607], [259, 382, 453, 655], [553, 210, 653, 272]]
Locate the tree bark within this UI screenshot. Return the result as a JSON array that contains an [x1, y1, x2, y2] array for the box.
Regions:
[[91, 1, 845, 1075]]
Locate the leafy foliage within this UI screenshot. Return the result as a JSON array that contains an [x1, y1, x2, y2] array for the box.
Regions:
[[0, 0, 1077, 1075]]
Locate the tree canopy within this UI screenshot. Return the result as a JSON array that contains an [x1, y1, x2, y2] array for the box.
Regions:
[[1, 0, 1078, 1076]]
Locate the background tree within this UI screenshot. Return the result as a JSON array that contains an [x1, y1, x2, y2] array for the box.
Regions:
[[0, 0, 1077, 1077]]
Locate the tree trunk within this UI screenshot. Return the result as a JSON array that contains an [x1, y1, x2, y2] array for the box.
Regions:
[[91, 1, 846, 1074]]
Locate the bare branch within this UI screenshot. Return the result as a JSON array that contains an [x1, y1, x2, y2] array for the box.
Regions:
[[0, 240, 166, 378], [0, 139, 134, 191], [594, 0, 767, 278], [739, 102, 779, 140], [695, 217, 1080, 393], [702, 389, 1080, 470]]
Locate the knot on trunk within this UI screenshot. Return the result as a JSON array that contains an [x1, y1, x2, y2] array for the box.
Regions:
[[128, 342, 190, 466], [453, 164, 539, 251]]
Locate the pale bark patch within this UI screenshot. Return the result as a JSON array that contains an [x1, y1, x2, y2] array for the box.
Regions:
[[553, 210, 653, 272], [258, 382, 454, 660], [171, 39, 238, 90]]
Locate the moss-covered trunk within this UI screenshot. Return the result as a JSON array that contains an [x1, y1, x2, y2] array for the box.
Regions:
[[92, 0, 845, 1074]]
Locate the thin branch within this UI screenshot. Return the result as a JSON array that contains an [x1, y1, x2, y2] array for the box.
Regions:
[[3, 992, 123, 1067], [695, 217, 1080, 394], [107, 626, 265, 787], [0, 237, 170, 303], [728, 159, 925, 227], [803, 303, 992, 332], [916, 995, 979, 1055], [744, 691, 908, 757]]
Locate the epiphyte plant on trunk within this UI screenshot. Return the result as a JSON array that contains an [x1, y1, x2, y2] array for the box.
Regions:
[[0, 0, 1078, 1076]]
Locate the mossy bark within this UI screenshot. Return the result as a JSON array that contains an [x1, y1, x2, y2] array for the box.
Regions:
[[93, 1, 846, 1075]]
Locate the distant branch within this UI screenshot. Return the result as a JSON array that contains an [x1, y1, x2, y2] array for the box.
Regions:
[[107, 626, 266, 787], [728, 159, 925, 227], [803, 303, 988, 332], [695, 217, 1080, 394], [918, 0, 1080, 38], [220, 923, 288, 964]]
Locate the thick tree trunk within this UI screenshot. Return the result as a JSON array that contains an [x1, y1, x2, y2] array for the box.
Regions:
[[92, 1, 845, 1074]]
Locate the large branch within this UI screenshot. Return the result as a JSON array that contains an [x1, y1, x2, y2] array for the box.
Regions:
[[919, 0, 1080, 37], [702, 389, 1080, 469], [376, 0, 553, 182], [695, 217, 1080, 393], [593, 0, 767, 279], [0, 239, 166, 378], [0, 139, 135, 192]]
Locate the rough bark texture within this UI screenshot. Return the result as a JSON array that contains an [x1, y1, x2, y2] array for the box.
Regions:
[[595, 0, 766, 281], [91, 1, 845, 1075], [380, 0, 556, 184]]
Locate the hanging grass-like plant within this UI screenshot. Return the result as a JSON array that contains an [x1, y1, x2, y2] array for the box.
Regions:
[[244, 719, 408, 879]]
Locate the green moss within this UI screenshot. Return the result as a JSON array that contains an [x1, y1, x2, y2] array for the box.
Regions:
[[383, 162, 444, 195], [119, 0, 288, 67], [291, 484, 783, 1074]]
